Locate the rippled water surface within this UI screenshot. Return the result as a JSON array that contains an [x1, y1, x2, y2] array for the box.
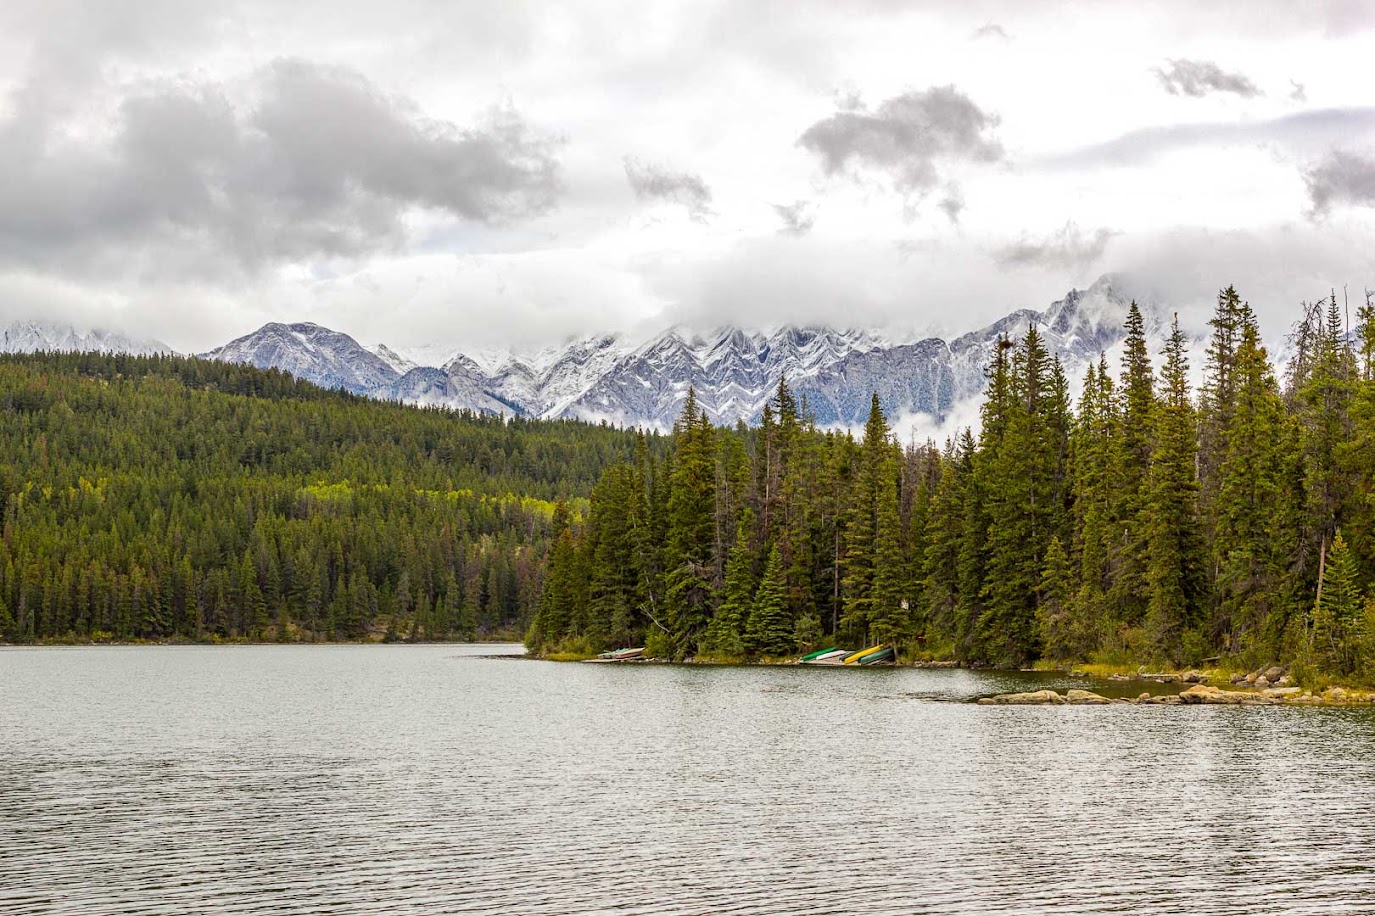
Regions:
[[4, 645, 1375, 914]]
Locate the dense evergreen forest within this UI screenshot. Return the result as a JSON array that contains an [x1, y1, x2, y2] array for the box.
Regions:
[[531, 287, 1375, 683], [0, 352, 657, 642]]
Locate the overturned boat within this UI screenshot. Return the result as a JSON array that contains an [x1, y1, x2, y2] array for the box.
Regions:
[[798, 645, 897, 666]]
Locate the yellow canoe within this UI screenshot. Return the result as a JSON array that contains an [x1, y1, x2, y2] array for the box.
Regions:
[[843, 644, 886, 665]]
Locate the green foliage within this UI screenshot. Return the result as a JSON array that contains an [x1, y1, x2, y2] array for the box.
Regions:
[[0, 352, 653, 644], [747, 545, 792, 656]]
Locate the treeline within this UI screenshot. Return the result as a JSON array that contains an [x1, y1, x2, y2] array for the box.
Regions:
[[0, 352, 658, 642], [531, 287, 1375, 682]]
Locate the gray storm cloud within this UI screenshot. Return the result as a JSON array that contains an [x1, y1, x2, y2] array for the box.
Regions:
[[996, 223, 1116, 271], [1154, 58, 1262, 98], [0, 58, 563, 276], [797, 85, 1003, 194], [1305, 150, 1375, 217], [623, 157, 714, 220]]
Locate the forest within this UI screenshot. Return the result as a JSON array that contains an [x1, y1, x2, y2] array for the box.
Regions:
[[0, 352, 655, 643], [530, 287, 1375, 683]]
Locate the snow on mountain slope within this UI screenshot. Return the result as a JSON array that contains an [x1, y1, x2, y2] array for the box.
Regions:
[[379, 366, 511, 415], [1, 319, 173, 356], [366, 343, 419, 375], [202, 322, 399, 395], [193, 274, 1180, 428]]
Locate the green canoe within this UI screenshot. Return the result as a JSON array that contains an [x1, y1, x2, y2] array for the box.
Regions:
[[855, 646, 897, 666], [800, 646, 840, 662]]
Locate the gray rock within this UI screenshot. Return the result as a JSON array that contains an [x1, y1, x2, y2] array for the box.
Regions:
[[1179, 685, 1275, 705], [1065, 689, 1114, 705], [978, 690, 1066, 706]]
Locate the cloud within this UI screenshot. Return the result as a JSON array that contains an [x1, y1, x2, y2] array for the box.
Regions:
[[995, 222, 1116, 270], [971, 23, 1010, 41], [1304, 150, 1375, 216], [0, 58, 563, 277], [797, 85, 1003, 196], [1154, 58, 1263, 98], [623, 157, 713, 220], [773, 200, 815, 236], [938, 188, 965, 224], [1038, 107, 1375, 170]]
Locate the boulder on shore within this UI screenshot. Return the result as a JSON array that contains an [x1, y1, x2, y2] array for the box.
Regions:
[[1065, 689, 1115, 705], [977, 689, 1065, 705], [1179, 684, 1275, 705]]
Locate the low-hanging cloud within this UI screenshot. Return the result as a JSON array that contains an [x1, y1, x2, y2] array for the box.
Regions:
[[1305, 149, 1375, 217], [623, 157, 713, 220], [0, 58, 563, 277], [772, 200, 816, 236], [1154, 58, 1263, 98], [797, 85, 1003, 195], [996, 222, 1116, 271]]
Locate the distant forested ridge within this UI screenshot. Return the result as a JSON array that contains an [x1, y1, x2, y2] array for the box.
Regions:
[[532, 287, 1375, 683], [0, 352, 657, 642]]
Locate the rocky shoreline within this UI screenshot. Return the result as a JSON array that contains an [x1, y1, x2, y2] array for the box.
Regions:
[[979, 683, 1375, 707]]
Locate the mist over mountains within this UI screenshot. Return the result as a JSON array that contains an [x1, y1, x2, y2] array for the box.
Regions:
[[5, 275, 1182, 432]]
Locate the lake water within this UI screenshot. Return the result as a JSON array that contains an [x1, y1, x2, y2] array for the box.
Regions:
[[3, 645, 1375, 914]]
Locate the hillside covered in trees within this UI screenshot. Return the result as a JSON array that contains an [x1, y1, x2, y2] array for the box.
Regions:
[[531, 287, 1375, 683], [0, 352, 657, 643]]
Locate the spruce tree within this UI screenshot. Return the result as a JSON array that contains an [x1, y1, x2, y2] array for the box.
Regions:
[[1312, 531, 1363, 676], [1035, 536, 1075, 661], [664, 389, 719, 656], [703, 511, 756, 657], [1143, 316, 1205, 663], [1110, 301, 1155, 629], [1213, 322, 1288, 652], [747, 545, 793, 657]]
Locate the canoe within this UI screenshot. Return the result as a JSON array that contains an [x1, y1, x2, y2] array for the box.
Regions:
[[800, 649, 851, 665], [611, 647, 645, 660], [799, 646, 840, 662], [856, 646, 897, 666], [843, 644, 887, 665]]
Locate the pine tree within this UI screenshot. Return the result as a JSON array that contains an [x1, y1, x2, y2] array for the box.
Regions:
[[1109, 301, 1155, 629], [703, 511, 756, 657], [747, 545, 793, 656], [1312, 531, 1364, 676], [1035, 536, 1075, 661], [978, 325, 1066, 665], [869, 457, 908, 647], [664, 389, 719, 656], [840, 394, 892, 645], [1143, 316, 1205, 663], [1213, 322, 1288, 652]]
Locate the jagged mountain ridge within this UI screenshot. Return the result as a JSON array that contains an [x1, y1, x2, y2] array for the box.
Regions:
[[4, 276, 1172, 429], [1, 319, 172, 357]]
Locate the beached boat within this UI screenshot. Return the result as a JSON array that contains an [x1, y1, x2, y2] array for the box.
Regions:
[[855, 646, 897, 666], [595, 647, 645, 661], [799, 648, 851, 665], [842, 645, 886, 664], [799, 646, 840, 662]]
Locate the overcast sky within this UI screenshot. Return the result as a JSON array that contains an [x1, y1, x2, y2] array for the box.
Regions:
[[2, 0, 1374, 352]]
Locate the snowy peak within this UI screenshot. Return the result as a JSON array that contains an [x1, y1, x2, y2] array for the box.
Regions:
[[203, 322, 400, 395], [1, 319, 173, 356], [187, 273, 1180, 428]]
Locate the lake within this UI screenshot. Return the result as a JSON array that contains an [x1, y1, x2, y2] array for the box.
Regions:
[[3, 645, 1375, 914]]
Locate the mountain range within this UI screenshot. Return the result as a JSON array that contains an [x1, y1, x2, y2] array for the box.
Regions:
[[5, 275, 1173, 430]]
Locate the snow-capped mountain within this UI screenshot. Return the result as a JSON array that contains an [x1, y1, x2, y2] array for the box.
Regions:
[[1, 320, 173, 356], [193, 274, 1173, 426], [202, 322, 400, 395]]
